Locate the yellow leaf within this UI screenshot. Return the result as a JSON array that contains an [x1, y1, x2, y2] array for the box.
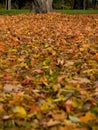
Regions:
[[0, 98, 5, 102], [8, 49, 17, 53], [58, 125, 76, 130], [20, 62, 27, 67], [17, 58, 24, 62], [12, 106, 27, 117]]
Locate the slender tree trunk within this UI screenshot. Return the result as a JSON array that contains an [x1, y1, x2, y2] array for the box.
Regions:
[[30, 2, 34, 12], [83, 0, 89, 10], [32, 0, 53, 13], [80, 0, 83, 9], [73, 0, 78, 9], [73, 0, 83, 9], [83, 0, 86, 9], [17, 0, 24, 9], [5, 0, 11, 10], [92, 0, 97, 9]]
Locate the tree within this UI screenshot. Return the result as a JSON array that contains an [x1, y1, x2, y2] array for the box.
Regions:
[[73, 0, 89, 9], [73, 0, 83, 9], [83, 0, 89, 9], [32, 0, 53, 13], [5, 0, 11, 10], [92, 0, 97, 9], [16, 0, 25, 9]]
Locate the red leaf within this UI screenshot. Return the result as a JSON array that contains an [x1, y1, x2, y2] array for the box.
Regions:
[[22, 77, 33, 85]]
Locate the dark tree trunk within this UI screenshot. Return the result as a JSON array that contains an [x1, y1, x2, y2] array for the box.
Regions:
[[32, 0, 53, 13], [92, 0, 97, 9], [73, 0, 79, 9], [73, 0, 83, 9], [80, 0, 84, 9], [16, 0, 24, 9]]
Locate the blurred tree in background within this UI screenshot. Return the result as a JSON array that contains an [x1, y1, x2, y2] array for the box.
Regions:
[[0, 0, 98, 10]]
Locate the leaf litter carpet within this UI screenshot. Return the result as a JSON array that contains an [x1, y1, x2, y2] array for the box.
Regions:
[[0, 12, 98, 130]]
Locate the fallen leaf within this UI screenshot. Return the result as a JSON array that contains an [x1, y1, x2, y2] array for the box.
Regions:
[[3, 84, 22, 93], [12, 106, 27, 117], [79, 112, 96, 122], [69, 77, 90, 84], [69, 115, 80, 123], [64, 99, 72, 113], [46, 119, 61, 127]]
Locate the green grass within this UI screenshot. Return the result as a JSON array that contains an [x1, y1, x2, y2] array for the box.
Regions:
[[56, 9, 98, 14], [0, 9, 29, 15], [0, 9, 98, 15]]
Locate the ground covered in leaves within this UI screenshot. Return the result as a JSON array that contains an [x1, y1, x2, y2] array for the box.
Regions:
[[0, 12, 98, 130]]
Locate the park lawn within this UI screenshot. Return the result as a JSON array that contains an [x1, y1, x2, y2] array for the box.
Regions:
[[0, 9, 29, 15], [0, 9, 98, 15], [0, 12, 98, 130], [56, 9, 98, 14]]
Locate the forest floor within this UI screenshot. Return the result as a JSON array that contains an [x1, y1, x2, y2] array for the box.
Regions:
[[0, 12, 98, 130]]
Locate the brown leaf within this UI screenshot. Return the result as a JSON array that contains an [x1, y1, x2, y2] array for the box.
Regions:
[[69, 77, 90, 84], [46, 119, 61, 127], [22, 77, 33, 85], [64, 100, 72, 113]]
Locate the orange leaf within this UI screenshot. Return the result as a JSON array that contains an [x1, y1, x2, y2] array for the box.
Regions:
[[0, 41, 5, 52], [79, 112, 95, 122], [93, 53, 98, 60], [30, 105, 42, 113], [4, 73, 13, 80], [40, 77, 47, 83]]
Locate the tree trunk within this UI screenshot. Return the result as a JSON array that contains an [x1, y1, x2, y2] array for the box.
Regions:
[[73, 0, 80, 9], [17, 0, 24, 9], [92, 0, 97, 9], [80, 0, 83, 9], [32, 0, 53, 13], [73, 0, 83, 9], [83, 0, 89, 10], [5, 0, 11, 10], [83, 0, 86, 9]]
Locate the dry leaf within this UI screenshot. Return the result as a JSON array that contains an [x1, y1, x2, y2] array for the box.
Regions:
[[12, 106, 27, 117], [3, 84, 22, 93], [79, 112, 96, 122]]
